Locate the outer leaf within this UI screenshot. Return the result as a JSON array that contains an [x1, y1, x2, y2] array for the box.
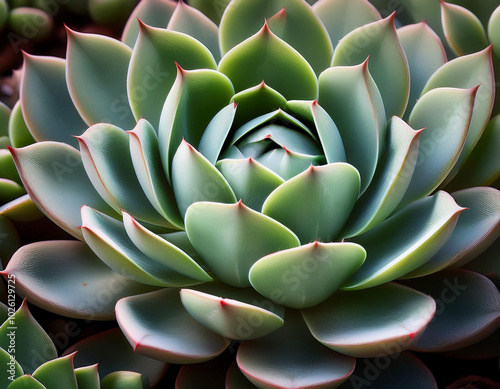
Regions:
[[185, 201, 300, 287], [0, 101, 10, 137], [0, 347, 23, 387], [0, 300, 57, 374], [398, 87, 477, 208], [332, 14, 410, 118], [397, 22, 447, 119], [405, 187, 500, 277], [342, 117, 422, 238], [66, 30, 135, 128], [32, 354, 77, 389], [237, 310, 355, 389], [128, 119, 183, 229], [262, 163, 360, 243], [78, 123, 169, 227], [250, 242, 366, 309], [0, 194, 43, 223], [0, 179, 24, 205], [7, 375, 46, 389], [81, 206, 200, 287], [121, 0, 176, 47], [216, 158, 284, 212], [341, 352, 437, 389], [318, 62, 385, 193], [180, 284, 284, 339], [219, 0, 332, 74], [445, 115, 500, 191], [3, 241, 155, 319], [122, 211, 211, 282], [226, 361, 259, 389], [167, 0, 220, 61], [0, 214, 20, 267], [64, 328, 166, 388], [128, 22, 217, 129], [344, 191, 465, 290], [302, 283, 436, 357], [231, 82, 287, 129], [312, 0, 381, 50], [158, 66, 234, 177], [9, 142, 117, 239], [172, 140, 236, 217], [20, 55, 86, 147], [116, 289, 230, 364], [218, 23, 318, 100], [75, 365, 100, 389], [188, 0, 230, 24], [421, 47, 495, 185], [100, 372, 143, 389], [440, 1, 489, 56], [404, 269, 500, 352], [8, 101, 35, 148]]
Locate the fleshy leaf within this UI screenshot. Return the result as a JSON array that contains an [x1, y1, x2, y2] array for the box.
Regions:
[[286, 100, 346, 165], [231, 82, 287, 129], [128, 22, 217, 129], [0, 301, 57, 374], [440, 1, 489, 56], [219, 0, 332, 75], [100, 372, 143, 389], [20, 55, 87, 147], [158, 67, 234, 177], [7, 375, 46, 389], [0, 347, 23, 387], [226, 361, 259, 389], [342, 117, 422, 238], [121, 0, 176, 47], [32, 354, 77, 389], [331, 14, 410, 118], [78, 123, 169, 227], [344, 191, 465, 290], [237, 310, 355, 389], [198, 102, 237, 165], [262, 163, 360, 243], [398, 87, 477, 208], [341, 352, 437, 389], [312, 0, 381, 50], [302, 283, 436, 357], [122, 211, 211, 282], [0, 194, 44, 223], [4, 240, 155, 319], [405, 187, 500, 277], [445, 115, 500, 191], [216, 158, 284, 211], [64, 328, 166, 388], [397, 22, 447, 119], [81, 206, 201, 287], [0, 214, 20, 267], [421, 47, 495, 185], [116, 289, 230, 364], [318, 62, 385, 193], [218, 22, 318, 100], [188, 0, 230, 24], [0, 101, 10, 137], [172, 140, 236, 217], [66, 29, 134, 128], [75, 365, 100, 389], [8, 101, 35, 148], [128, 119, 183, 229], [489, 5, 500, 60], [403, 269, 500, 352], [185, 201, 300, 287], [167, 0, 220, 62], [0, 178, 24, 205], [180, 283, 284, 339], [9, 142, 116, 239], [249, 242, 366, 309]]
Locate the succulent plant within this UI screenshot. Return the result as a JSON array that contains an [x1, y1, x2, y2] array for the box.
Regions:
[[0, 298, 164, 388], [2, 0, 500, 387]]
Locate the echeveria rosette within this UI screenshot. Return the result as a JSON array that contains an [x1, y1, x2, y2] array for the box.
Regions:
[[3, 0, 500, 387]]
